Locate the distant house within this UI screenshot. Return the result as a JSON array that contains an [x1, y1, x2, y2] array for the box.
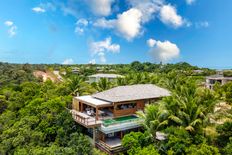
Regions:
[[193, 70, 204, 74], [72, 67, 80, 74], [88, 74, 123, 83], [71, 84, 170, 154], [205, 74, 232, 89]]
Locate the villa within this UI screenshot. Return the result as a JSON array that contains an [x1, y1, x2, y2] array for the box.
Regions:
[[71, 84, 170, 154], [88, 73, 123, 83], [205, 74, 232, 89]]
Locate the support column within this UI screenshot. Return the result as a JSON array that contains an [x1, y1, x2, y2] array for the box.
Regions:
[[120, 131, 123, 139], [96, 107, 99, 120], [93, 127, 96, 146], [113, 103, 116, 117], [102, 133, 105, 142], [80, 102, 83, 112]]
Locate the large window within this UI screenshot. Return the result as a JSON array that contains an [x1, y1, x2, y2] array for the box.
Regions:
[[116, 103, 136, 110]]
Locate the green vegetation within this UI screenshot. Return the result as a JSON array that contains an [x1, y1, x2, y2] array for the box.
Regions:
[[0, 61, 231, 154], [122, 68, 232, 155]]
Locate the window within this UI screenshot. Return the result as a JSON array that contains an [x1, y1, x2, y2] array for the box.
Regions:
[[116, 103, 136, 110]]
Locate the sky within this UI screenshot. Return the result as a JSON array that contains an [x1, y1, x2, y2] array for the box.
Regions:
[[0, 0, 232, 68]]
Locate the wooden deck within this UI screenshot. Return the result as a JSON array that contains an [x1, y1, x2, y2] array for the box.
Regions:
[[96, 138, 125, 155], [71, 110, 102, 127]]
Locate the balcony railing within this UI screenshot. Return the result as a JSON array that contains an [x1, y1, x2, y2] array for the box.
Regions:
[[71, 110, 102, 127]]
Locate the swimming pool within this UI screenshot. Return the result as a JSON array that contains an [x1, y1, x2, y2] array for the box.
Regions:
[[103, 115, 140, 127]]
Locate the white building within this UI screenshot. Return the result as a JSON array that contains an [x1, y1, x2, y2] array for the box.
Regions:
[[88, 74, 123, 83], [205, 74, 232, 89]]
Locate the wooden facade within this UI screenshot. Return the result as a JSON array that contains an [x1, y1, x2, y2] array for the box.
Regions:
[[72, 97, 161, 121]]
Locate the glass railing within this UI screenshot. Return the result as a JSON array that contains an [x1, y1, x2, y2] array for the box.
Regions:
[[100, 119, 144, 134], [102, 116, 143, 127]]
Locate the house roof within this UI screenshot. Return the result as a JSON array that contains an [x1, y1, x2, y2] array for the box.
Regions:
[[75, 95, 112, 107], [92, 84, 170, 102], [88, 74, 123, 78], [206, 74, 232, 80]]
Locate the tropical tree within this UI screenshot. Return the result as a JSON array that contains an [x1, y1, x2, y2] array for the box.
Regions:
[[93, 78, 113, 92], [67, 76, 95, 96]]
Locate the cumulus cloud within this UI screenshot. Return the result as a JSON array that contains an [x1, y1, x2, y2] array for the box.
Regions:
[[160, 4, 185, 28], [94, 0, 188, 40], [32, 7, 46, 13], [147, 38, 157, 47], [94, 8, 143, 41], [90, 37, 120, 54], [4, 20, 17, 37], [88, 0, 115, 16], [186, 0, 196, 5], [75, 18, 89, 34], [115, 8, 143, 41], [90, 37, 120, 63], [147, 38, 180, 62], [127, 0, 163, 23], [62, 58, 74, 64]]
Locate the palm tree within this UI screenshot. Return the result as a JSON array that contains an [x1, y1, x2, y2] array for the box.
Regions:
[[67, 76, 95, 96], [115, 77, 126, 86], [140, 79, 218, 141], [95, 78, 112, 92], [164, 83, 217, 133], [138, 104, 168, 140]]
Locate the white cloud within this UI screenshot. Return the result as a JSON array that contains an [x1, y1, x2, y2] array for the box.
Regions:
[[90, 37, 120, 63], [127, 0, 163, 23], [32, 7, 46, 13], [94, 8, 143, 41], [93, 18, 115, 28], [160, 4, 185, 28], [116, 8, 143, 41], [62, 58, 74, 64], [88, 0, 115, 16], [4, 20, 17, 37], [4, 21, 13, 27], [148, 38, 180, 62], [90, 37, 120, 54], [186, 0, 196, 5], [195, 21, 209, 28], [94, 1, 189, 40], [147, 38, 157, 47], [89, 59, 96, 64], [75, 18, 89, 34], [76, 18, 88, 26]]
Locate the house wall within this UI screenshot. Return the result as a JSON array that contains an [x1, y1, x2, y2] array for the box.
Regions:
[[72, 98, 79, 111], [113, 100, 146, 117]]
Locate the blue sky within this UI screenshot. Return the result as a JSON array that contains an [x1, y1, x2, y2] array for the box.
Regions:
[[0, 0, 232, 68]]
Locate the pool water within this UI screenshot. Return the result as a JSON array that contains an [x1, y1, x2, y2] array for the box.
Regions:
[[103, 115, 139, 126]]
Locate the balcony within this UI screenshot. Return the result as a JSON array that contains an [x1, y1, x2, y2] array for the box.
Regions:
[[71, 110, 102, 127], [96, 138, 125, 155]]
